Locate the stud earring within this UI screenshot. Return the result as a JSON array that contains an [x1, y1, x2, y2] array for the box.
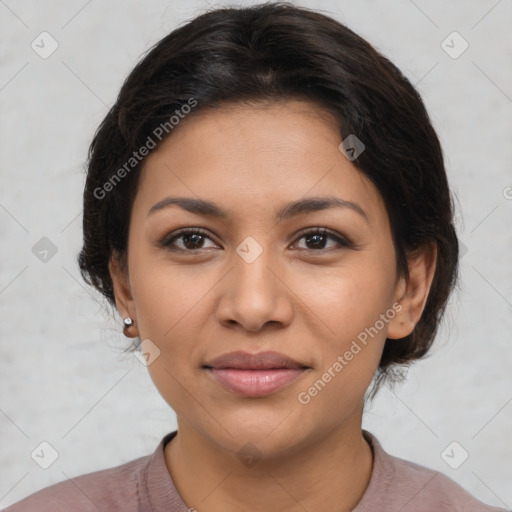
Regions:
[[123, 317, 137, 337]]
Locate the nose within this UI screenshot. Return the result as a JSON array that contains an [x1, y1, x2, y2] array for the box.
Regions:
[[215, 244, 294, 333]]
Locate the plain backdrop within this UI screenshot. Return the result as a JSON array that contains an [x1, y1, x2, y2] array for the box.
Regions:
[[1, 0, 511, 509]]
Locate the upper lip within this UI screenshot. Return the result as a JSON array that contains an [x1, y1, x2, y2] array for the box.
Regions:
[[204, 351, 307, 370]]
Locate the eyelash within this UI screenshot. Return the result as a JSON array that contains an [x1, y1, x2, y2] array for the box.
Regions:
[[159, 227, 353, 253]]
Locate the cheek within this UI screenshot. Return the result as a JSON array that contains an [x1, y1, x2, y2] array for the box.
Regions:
[[128, 255, 218, 405], [130, 251, 215, 340], [293, 253, 394, 404], [295, 270, 390, 424], [296, 256, 395, 342], [129, 258, 207, 412]]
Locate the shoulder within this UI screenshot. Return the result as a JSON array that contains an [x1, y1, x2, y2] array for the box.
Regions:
[[360, 431, 508, 512], [3, 452, 152, 512], [391, 456, 506, 511]]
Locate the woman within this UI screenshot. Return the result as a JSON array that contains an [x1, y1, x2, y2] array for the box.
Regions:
[[5, 2, 507, 511]]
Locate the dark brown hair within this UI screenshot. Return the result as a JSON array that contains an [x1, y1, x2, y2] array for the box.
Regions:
[[77, 1, 459, 392]]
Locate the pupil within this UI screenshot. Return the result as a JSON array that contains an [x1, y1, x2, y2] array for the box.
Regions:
[[307, 234, 325, 249], [184, 233, 203, 249]]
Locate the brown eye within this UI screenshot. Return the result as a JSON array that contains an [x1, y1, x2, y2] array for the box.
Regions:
[[293, 228, 352, 251], [159, 227, 352, 254], [160, 228, 217, 252]]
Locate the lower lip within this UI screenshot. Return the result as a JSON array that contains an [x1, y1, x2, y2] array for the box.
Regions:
[[207, 368, 306, 397]]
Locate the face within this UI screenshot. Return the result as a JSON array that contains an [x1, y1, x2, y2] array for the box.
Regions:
[[110, 99, 431, 457]]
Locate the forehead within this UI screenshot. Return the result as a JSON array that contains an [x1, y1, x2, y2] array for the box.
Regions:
[[133, 100, 387, 227]]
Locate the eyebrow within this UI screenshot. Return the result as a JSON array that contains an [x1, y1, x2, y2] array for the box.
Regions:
[[147, 195, 369, 223]]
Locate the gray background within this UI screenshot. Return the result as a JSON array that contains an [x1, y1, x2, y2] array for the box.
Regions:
[[1, 0, 511, 509]]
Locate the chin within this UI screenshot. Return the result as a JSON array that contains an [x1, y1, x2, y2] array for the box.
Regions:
[[201, 408, 316, 457]]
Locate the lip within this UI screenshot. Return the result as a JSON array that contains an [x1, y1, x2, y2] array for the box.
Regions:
[[205, 351, 306, 370], [204, 351, 309, 397]]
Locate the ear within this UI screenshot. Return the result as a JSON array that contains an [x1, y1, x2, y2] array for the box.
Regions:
[[109, 251, 138, 329], [387, 242, 437, 340]]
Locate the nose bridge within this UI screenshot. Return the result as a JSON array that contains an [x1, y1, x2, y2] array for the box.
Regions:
[[232, 234, 277, 294], [216, 234, 292, 330]]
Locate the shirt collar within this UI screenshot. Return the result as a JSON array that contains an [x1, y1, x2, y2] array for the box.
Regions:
[[145, 431, 189, 511]]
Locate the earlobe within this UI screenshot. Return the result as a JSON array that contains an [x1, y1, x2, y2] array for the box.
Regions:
[[387, 243, 437, 340]]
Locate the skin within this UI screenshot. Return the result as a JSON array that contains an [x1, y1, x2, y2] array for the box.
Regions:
[[109, 99, 437, 512]]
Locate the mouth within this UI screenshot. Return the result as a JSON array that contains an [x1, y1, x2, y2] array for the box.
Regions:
[[203, 351, 309, 397]]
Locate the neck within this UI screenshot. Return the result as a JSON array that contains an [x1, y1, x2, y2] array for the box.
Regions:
[[164, 412, 373, 512]]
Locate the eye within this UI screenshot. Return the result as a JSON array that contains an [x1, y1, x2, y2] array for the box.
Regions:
[[292, 227, 352, 251], [159, 227, 353, 253], [160, 228, 218, 252]]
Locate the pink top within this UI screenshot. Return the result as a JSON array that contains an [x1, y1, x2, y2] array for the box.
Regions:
[[4, 430, 507, 511]]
